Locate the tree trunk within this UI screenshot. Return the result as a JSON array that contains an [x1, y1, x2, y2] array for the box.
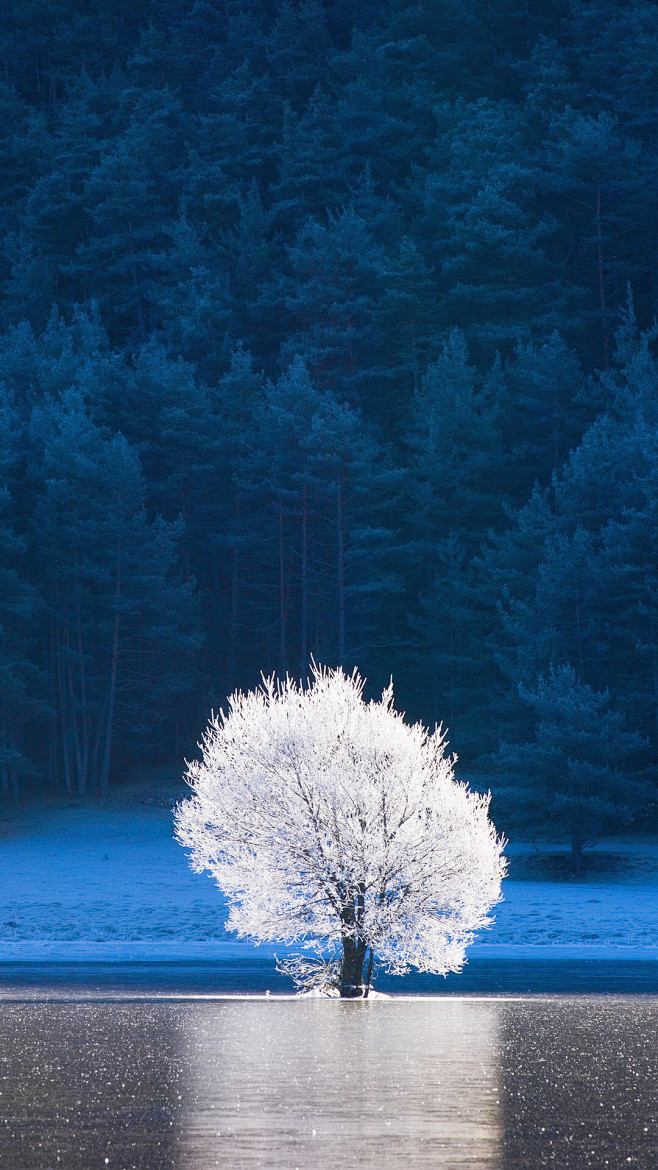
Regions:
[[339, 887, 367, 996], [55, 622, 73, 796], [66, 650, 86, 796], [99, 547, 121, 794], [74, 565, 89, 794], [340, 935, 368, 997], [98, 611, 119, 794], [364, 947, 374, 998], [570, 837, 584, 876]]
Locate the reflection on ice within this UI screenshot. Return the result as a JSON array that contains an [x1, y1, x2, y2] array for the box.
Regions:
[[0, 996, 655, 1169], [176, 1000, 502, 1168]]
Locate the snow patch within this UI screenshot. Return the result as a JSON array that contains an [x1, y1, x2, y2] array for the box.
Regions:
[[0, 796, 656, 963]]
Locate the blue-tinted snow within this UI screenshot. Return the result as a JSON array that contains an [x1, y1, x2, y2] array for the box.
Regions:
[[0, 788, 656, 963]]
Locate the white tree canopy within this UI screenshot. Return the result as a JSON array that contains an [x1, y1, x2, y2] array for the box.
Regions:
[[175, 665, 506, 978]]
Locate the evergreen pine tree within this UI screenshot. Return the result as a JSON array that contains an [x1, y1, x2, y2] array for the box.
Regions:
[[404, 331, 504, 749], [495, 664, 649, 872], [235, 356, 402, 681], [28, 391, 201, 793], [0, 386, 43, 796], [280, 207, 386, 415], [499, 332, 590, 499]]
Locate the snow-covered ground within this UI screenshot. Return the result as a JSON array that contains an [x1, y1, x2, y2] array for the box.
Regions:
[[0, 784, 657, 962]]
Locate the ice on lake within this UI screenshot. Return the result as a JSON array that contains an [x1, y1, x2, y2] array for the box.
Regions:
[[0, 996, 655, 1168]]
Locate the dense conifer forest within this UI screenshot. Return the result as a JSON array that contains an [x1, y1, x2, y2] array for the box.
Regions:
[[1, 0, 657, 849]]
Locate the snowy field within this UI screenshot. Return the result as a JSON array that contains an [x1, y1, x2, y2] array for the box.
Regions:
[[0, 782, 657, 963]]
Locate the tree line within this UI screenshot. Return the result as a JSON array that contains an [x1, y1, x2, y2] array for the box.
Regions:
[[0, 0, 656, 848]]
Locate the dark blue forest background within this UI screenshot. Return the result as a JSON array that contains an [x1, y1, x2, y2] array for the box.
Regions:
[[1, 0, 657, 861]]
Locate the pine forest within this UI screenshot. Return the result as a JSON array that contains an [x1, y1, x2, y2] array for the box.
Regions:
[[1, 0, 657, 856]]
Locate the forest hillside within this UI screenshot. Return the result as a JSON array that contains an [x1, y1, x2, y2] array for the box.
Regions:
[[0, 1, 657, 852]]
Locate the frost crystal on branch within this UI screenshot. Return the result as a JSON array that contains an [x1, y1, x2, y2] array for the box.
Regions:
[[174, 664, 506, 994]]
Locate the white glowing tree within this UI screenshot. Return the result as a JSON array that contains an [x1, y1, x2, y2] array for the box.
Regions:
[[175, 665, 506, 996]]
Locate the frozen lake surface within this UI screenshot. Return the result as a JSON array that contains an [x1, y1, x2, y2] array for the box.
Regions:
[[0, 995, 655, 1169]]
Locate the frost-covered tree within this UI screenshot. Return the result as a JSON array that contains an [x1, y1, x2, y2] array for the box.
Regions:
[[175, 665, 506, 997]]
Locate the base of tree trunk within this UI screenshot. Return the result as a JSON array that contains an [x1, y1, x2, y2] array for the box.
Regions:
[[340, 934, 367, 997], [339, 981, 367, 998], [570, 839, 584, 875]]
